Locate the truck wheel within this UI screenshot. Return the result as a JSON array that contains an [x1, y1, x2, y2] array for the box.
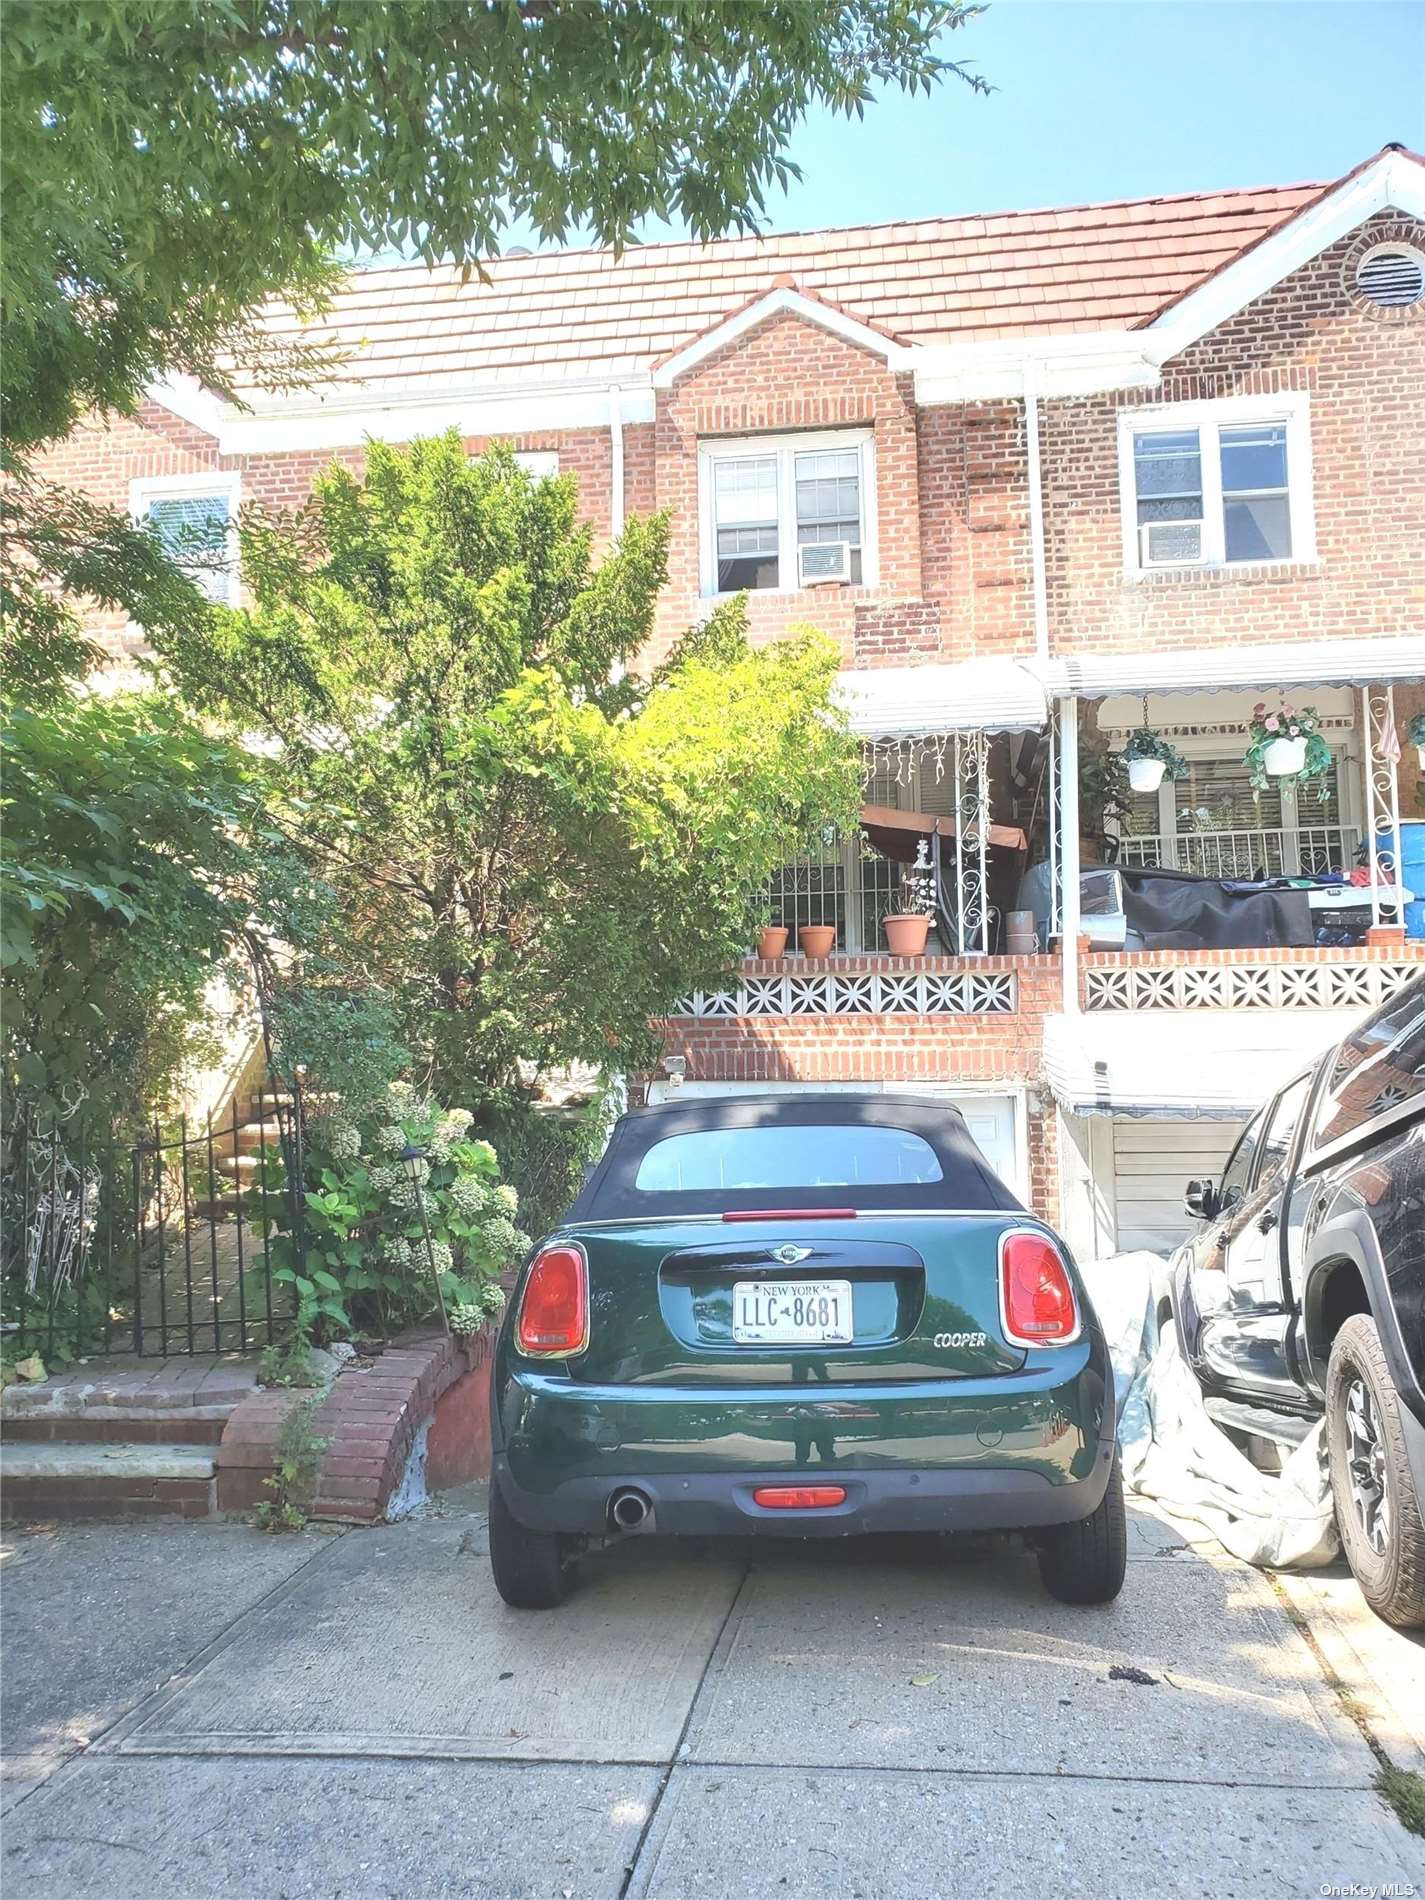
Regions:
[[1037, 1451, 1127, 1605], [1326, 1315, 1425, 1630], [488, 1481, 571, 1609]]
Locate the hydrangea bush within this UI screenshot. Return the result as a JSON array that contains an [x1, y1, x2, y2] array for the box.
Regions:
[[256, 1082, 530, 1342]]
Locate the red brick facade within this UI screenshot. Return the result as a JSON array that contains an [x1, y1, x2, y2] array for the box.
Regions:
[[35, 179, 1425, 1231]]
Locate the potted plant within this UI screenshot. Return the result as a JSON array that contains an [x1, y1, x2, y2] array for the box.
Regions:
[[1120, 727, 1188, 795], [756, 923, 789, 960], [1244, 703, 1333, 795], [798, 922, 836, 958], [882, 842, 935, 957], [1410, 711, 1425, 771]]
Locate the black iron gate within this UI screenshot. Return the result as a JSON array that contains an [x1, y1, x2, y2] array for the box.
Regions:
[[2, 1084, 306, 1361]]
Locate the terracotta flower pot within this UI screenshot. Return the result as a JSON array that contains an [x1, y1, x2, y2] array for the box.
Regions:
[[798, 924, 836, 959], [882, 913, 931, 957], [1126, 756, 1166, 793], [1263, 735, 1307, 777], [757, 925, 789, 960]]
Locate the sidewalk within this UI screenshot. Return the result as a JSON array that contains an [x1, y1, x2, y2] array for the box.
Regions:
[[3, 1494, 1422, 1898]]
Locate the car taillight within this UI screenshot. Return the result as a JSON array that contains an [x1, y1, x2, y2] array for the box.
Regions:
[[1000, 1230, 1079, 1346], [752, 1485, 847, 1509], [516, 1245, 589, 1358]]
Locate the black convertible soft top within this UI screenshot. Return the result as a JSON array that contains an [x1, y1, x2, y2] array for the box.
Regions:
[[566, 1093, 1023, 1221]]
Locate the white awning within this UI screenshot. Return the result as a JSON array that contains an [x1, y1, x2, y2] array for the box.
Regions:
[[1029, 634, 1425, 700], [836, 658, 1048, 738], [1043, 1009, 1352, 1119]]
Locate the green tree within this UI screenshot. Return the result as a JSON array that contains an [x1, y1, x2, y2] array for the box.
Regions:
[[152, 436, 861, 1100], [2, 0, 984, 449]]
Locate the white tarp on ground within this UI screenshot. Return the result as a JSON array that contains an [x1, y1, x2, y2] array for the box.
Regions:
[[1079, 1251, 1339, 1569]]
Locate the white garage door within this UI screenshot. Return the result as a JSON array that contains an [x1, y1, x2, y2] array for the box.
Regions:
[[652, 1082, 1022, 1198], [1112, 1118, 1245, 1255]]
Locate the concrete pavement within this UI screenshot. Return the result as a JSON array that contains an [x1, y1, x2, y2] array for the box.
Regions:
[[3, 1495, 1422, 1899]]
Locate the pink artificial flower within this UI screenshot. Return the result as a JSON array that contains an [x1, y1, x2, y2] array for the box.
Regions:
[[1264, 714, 1279, 733], [1253, 703, 1266, 715]]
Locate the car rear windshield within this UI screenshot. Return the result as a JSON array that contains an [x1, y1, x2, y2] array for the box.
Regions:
[[634, 1125, 944, 1193]]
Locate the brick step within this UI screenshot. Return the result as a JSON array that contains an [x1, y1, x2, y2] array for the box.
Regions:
[[0, 1442, 219, 1521], [0, 1405, 233, 1446]]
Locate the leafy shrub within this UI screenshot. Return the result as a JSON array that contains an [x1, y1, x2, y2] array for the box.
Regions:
[[256, 1082, 530, 1343]]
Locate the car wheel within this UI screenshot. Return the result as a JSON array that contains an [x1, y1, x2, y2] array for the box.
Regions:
[[488, 1481, 572, 1609], [1037, 1451, 1127, 1606], [1326, 1314, 1425, 1631]]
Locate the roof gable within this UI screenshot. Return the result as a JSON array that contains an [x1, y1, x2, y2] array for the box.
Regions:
[[650, 280, 907, 387]]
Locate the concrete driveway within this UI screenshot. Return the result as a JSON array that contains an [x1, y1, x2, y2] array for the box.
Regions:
[[3, 1493, 1422, 1899]]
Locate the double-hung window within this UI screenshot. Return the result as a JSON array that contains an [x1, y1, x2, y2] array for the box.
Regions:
[[1119, 395, 1314, 575], [131, 474, 241, 604], [699, 430, 875, 596]]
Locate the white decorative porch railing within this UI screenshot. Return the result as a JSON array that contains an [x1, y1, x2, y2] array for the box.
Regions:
[[672, 968, 1018, 1019], [1085, 958, 1419, 1013], [1116, 824, 1357, 879]]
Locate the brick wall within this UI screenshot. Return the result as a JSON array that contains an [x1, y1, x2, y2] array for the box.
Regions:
[[1039, 212, 1425, 654], [650, 310, 924, 662]]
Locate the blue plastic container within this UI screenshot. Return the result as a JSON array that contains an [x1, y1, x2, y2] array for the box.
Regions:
[[1391, 820, 1425, 940]]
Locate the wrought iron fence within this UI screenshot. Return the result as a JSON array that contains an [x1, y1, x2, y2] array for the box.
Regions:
[[1, 1086, 303, 1362], [1117, 823, 1357, 880]]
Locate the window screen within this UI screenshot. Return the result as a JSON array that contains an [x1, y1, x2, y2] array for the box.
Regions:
[[714, 456, 780, 591], [1221, 424, 1291, 562], [146, 493, 234, 602], [634, 1124, 944, 1193], [795, 448, 862, 583]]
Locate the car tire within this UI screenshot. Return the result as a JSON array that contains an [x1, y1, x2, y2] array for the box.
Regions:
[[1325, 1314, 1425, 1631], [488, 1481, 572, 1609], [1037, 1452, 1127, 1606]]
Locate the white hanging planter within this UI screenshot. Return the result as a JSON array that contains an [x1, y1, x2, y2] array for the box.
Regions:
[[1416, 743, 1425, 771], [1263, 735, 1308, 777], [1126, 756, 1167, 793]]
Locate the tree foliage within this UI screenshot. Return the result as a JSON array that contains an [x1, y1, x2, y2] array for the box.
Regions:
[[151, 437, 861, 1100], [2, 0, 983, 448]]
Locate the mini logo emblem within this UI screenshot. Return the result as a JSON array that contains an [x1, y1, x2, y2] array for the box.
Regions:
[[772, 1244, 812, 1265]]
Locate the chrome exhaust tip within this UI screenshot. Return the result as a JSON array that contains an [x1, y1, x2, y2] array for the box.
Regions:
[[608, 1487, 651, 1532]]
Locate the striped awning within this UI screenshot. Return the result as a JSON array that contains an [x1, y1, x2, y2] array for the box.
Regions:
[[1029, 635, 1425, 700], [836, 658, 1049, 738], [1043, 1009, 1353, 1119]]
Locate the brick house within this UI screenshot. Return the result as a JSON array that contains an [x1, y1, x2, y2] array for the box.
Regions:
[[41, 144, 1425, 1263]]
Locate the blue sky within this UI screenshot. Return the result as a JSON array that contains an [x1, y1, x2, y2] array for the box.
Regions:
[[505, 0, 1425, 250]]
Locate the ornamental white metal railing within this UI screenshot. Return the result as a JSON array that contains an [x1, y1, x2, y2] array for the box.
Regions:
[[671, 969, 1018, 1019], [1116, 824, 1358, 879], [1362, 685, 1405, 928], [1085, 958, 1419, 1013]]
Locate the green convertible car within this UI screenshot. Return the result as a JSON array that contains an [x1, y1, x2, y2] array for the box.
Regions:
[[488, 1093, 1124, 1609]]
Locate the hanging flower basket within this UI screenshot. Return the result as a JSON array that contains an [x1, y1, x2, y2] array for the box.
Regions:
[[1119, 724, 1187, 798], [1263, 735, 1308, 777], [1244, 703, 1332, 797], [1409, 711, 1425, 770]]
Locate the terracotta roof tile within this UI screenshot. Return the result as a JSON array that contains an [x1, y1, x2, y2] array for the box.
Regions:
[[232, 177, 1351, 397]]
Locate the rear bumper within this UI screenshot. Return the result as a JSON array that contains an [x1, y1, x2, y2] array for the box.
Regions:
[[493, 1434, 1116, 1539]]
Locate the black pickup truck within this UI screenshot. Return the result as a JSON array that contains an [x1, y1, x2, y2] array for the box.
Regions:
[[1169, 973, 1425, 1628]]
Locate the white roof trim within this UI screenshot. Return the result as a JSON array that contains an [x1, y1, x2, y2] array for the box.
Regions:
[[651, 286, 908, 388], [1030, 635, 1425, 700], [1044, 1010, 1350, 1120], [837, 658, 1048, 738], [1150, 149, 1425, 355], [146, 372, 229, 438]]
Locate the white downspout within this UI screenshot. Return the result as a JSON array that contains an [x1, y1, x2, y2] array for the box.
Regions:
[[1058, 696, 1082, 1016], [608, 385, 625, 540], [1024, 372, 1050, 663]]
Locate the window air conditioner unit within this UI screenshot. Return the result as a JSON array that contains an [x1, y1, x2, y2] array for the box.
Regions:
[[1139, 520, 1202, 567], [798, 540, 853, 585]]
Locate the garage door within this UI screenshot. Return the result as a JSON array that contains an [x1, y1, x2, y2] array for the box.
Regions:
[[1112, 1118, 1244, 1255], [653, 1083, 1022, 1198]]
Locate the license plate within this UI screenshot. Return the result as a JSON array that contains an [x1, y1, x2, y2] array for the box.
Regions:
[[731, 1278, 853, 1346]]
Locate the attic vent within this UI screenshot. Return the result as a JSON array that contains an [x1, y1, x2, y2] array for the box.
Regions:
[[1355, 246, 1425, 308]]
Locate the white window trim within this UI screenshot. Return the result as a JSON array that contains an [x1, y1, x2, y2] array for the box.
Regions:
[[511, 449, 560, 479], [130, 471, 242, 605], [1116, 392, 1317, 579], [697, 428, 878, 599]]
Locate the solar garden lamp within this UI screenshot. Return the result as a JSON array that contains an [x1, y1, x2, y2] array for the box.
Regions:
[[400, 1143, 451, 1336]]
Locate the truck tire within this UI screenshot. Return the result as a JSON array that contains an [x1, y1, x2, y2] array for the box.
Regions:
[[488, 1481, 571, 1609], [1037, 1451, 1127, 1605], [1326, 1315, 1425, 1631]]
